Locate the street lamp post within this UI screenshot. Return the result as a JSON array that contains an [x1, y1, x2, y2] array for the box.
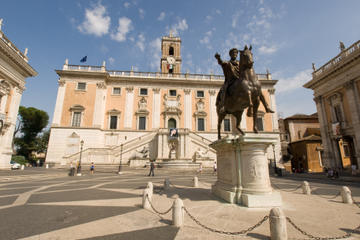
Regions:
[[272, 143, 277, 175], [118, 144, 123, 175], [77, 140, 84, 176]]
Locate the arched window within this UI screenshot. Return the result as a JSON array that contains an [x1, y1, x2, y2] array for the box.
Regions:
[[168, 118, 176, 129], [169, 46, 174, 56]]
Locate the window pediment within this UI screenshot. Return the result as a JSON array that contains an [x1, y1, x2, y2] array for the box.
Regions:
[[70, 104, 85, 111]]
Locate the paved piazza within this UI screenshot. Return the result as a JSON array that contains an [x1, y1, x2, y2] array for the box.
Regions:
[[0, 168, 359, 239]]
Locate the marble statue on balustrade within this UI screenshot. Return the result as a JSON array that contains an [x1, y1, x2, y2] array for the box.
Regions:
[[129, 146, 149, 160]]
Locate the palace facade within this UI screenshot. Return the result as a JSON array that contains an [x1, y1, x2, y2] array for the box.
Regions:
[[0, 20, 37, 169], [46, 34, 281, 167], [304, 40, 360, 171]]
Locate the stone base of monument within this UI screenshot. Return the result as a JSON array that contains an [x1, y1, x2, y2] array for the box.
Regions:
[[210, 134, 282, 208]]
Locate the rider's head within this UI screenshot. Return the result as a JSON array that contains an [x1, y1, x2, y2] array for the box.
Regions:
[[229, 48, 238, 60]]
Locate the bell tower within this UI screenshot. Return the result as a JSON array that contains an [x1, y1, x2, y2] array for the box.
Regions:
[[160, 31, 182, 74]]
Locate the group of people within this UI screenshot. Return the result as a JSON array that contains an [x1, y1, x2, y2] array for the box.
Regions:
[[69, 161, 95, 176]]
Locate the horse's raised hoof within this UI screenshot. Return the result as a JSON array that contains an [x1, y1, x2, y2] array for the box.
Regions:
[[253, 127, 258, 133], [266, 108, 275, 113], [247, 108, 253, 117]]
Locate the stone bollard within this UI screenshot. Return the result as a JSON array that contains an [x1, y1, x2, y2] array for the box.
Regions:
[[147, 182, 153, 194], [193, 176, 198, 187], [142, 188, 152, 210], [341, 186, 353, 204], [302, 181, 311, 195], [45, 164, 49, 169], [269, 207, 287, 240], [21, 165, 25, 170], [172, 197, 184, 227], [164, 178, 170, 190]]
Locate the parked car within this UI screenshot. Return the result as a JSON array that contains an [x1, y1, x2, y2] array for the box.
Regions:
[[10, 161, 21, 170]]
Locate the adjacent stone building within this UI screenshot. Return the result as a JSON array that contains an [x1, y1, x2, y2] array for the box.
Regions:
[[304, 40, 360, 171], [0, 19, 37, 168], [46, 34, 281, 167]]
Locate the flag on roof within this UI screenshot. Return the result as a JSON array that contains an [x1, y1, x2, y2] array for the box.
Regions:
[[80, 56, 87, 63]]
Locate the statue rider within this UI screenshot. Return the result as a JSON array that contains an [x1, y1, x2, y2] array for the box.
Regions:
[[215, 48, 240, 113]]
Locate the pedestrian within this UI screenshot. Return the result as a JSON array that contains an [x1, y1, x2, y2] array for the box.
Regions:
[[90, 162, 95, 175], [198, 163, 203, 174], [351, 164, 357, 176], [148, 160, 155, 176], [213, 161, 217, 174], [69, 161, 75, 176]]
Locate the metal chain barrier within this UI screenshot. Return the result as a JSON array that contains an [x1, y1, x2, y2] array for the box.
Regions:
[[183, 206, 269, 235], [352, 196, 360, 208], [286, 216, 360, 240], [311, 189, 341, 200], [272, 183, 302, 192], [146, 194, 173, 215]]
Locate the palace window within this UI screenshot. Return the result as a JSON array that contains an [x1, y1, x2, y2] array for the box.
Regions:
[[197, 118, 205, 131], [168, 118, 177, 129], [110, 116, 118, 129], [169, 46, 174, 56], [196, 90, 204, 98], [224, 118, 231, 132], [70, 104, 85, 127], [138, 116, 146, 130], [72, 112, 81, 127], [256, 117, 264, 132], [140, 88, 148, 96], [169, 89, 177, 96], [113, 87, 121, 95], [77, 82, 86, 90]]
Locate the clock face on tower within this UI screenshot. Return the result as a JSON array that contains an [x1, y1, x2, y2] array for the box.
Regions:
[[166, 56, 176, 65]]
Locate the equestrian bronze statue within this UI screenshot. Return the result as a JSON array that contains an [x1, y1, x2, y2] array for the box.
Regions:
[[215, 45, 274, 140]]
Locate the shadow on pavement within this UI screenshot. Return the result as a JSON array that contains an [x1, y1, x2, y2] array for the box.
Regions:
[[79, 225, 180, 240]]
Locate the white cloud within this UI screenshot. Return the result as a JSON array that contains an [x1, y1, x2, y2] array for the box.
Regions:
[[232, 12, 241, 28], [274, 69, 312, 93], [158, 12, 165, 21], [258, 45, 277, 54], [205, 15, 212, 22], [199, 30, 213, 49], [136, 34, 145, 51], [215, 9, 222, 15], [149, 38, 161, 70], [139, 8, 145, 19], [111, 17, 133, 42], [77, 3, 110, 37], [124, 2, 130, 8], [171, 19, 188, 36], [108, 57, 115, 65]]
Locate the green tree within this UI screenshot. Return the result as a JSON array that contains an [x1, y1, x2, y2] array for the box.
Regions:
[[14, 106, 49, 160]]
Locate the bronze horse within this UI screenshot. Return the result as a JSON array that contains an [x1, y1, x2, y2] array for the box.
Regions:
[[216, 45, 272, 140]]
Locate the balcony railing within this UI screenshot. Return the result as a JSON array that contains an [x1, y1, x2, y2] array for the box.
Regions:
[[313, 40, 360, 78], [0, 31, 28, 62]]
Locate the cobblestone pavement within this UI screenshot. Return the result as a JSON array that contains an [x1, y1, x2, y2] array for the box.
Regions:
[[0, 167, 359, 240]]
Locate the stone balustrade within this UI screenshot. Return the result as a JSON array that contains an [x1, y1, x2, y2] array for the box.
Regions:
[[0, 30, 28, 62]]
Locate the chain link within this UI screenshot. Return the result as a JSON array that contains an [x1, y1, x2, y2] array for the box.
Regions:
[[146, 194, 173, 215], [272, 183, 302, 192], [286, 217, 360, 240], [183, 206, 269, 235], [311, 190, 341, 200]]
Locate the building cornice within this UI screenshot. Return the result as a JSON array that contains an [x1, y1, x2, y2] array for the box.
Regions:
[[0, 31, 37, 78]]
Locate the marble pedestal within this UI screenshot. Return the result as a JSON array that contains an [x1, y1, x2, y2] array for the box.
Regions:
[[210, 135, 282, 208]]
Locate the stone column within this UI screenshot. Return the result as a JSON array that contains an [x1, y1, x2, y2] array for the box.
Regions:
[[152, 88, 161, 129], [268, 88, 279, 131], [314, 96, 333, 168], [124, 87, 134, 129], [52, 79, 66, 126], [184, 89, 192, 129], [92, 82, 107, 128], [0, 94, 8, 113], [0, 87, 23, 169], [157, 130, 163, 159], [345, 80, 360, 166], [179, 132, 185, 158], [209, 89, 217, 130]]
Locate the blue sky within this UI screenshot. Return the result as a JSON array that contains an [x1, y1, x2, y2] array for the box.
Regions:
[[1, 0, 360, 121]]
